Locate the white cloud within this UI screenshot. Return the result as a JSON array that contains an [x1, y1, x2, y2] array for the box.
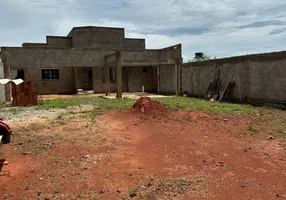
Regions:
[[0, 0, 286, 62]]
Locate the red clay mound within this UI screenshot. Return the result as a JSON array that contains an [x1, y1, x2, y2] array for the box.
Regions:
[[132, 97, 166, 113]]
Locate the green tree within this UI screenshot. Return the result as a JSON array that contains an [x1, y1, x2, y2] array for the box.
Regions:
[[190, 53, 216, 62]]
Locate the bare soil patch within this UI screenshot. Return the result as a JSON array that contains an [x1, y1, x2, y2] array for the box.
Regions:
[[132, 97, 166, 114], [0, 101, 286, 199]]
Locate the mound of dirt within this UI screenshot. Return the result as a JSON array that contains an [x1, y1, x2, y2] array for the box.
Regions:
[[132, 97, 166, 113]]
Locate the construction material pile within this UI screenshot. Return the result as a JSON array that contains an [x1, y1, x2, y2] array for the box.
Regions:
[[132, 97, 166, 113]]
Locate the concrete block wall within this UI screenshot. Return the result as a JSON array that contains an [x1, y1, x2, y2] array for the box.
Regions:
[[24, 67, 76, 94], [160, 44, 182, 63], [121, 50, 160, 65], [92, 66, 155, 94], [67, 27, 146, 50], [182, 52, 286, 103], [46, 36, 72, 48], [125, 66, 154, 93], [22, 43, 47, 48], [76, 67, 93, 90], [10, 69, 17, 79], [1, 47, 111, 68], [159, 64, 176, 94], [0, 59, 5, 102], [68, 27, 124, 49], [123, 39, 145, 50], [22, 27, 146, 51], [93, 67, 117, 93]]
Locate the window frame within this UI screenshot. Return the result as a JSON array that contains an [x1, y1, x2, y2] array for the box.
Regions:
[[41, 69, 60, 80]]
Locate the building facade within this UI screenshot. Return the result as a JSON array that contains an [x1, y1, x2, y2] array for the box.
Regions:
[[0, 26, 182, 101]]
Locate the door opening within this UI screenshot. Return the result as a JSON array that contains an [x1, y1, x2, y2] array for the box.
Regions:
[[16, 70, 25, 80]]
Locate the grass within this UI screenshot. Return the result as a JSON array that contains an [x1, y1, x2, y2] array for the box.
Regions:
[[248, 124, 258, 132], [277, 123, 286, 137], [156, 96, 256, 114], [0, 96, 280, 117], [0, 96, 258, 115], [177, 178, 187, 186], [146, 175, 154, 187], [129, 186, 138, 198], [24, 183, 31, 190], [37, 97, 135, 110], [1, 96, 285, 138], [77, 192, 84, 198]]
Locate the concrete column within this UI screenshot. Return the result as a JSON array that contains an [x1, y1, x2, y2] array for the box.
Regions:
[[175, 58, 182, 95], [116, 52, 122, 99], [174, 63, 178, 95], [177, 59, 182, 95], [3, 61, 11, 101], [91, 67, 97, 94], [157, 65, 160, 93], [74, 67, 78, 93], [0, 59, 5, 102], [104, 57, 110, 96], [179, 63, 182, 95]]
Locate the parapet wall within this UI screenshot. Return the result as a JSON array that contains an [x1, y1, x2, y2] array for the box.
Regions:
[[46, 36, 72, 48]]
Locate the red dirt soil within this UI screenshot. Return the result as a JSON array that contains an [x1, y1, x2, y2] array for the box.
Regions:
[[1, 108, 286, 199], [132, 97, 166, 113]]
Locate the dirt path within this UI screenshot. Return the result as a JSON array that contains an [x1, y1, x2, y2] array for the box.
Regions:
[[98, 110, 286, 199], [0, 107, 285, 199]]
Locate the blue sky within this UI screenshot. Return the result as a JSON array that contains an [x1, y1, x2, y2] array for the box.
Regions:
[[1, 0, 286, 61]]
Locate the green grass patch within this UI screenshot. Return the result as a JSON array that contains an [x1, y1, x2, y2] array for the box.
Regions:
[[277, 123, 286, 137], [0, 96, 281, 117], [36, 96, 256, 115], [37, 97, 135, 110], [156, 97, 255, 114]]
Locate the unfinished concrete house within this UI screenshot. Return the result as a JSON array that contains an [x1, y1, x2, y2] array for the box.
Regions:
[[0, 26, 182, 101]]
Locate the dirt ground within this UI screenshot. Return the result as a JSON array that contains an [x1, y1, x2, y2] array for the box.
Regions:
[[0, 100, 286, 199]]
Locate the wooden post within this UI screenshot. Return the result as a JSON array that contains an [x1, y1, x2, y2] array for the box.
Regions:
[[116, 52, 122, 99], [105, 57, 110, 96]]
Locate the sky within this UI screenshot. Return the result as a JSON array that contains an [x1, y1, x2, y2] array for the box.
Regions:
[[0, 0, 286, 62]]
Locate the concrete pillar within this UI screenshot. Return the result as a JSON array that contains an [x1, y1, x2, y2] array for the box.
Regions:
[[3, 61, 11, 101], [157, 65, 160, 93], [74, 67, 79, 93], [105, 57, 110, 96], [176, 58, 182, 95], [116, 52, 122, 98], [0, 59, 5, 102], [91, 67, 97, 94], [177, 61, 182, 95], [175, 63, 178, 95], [179, 63, 182, 95], [179, 58, 183, 95]]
